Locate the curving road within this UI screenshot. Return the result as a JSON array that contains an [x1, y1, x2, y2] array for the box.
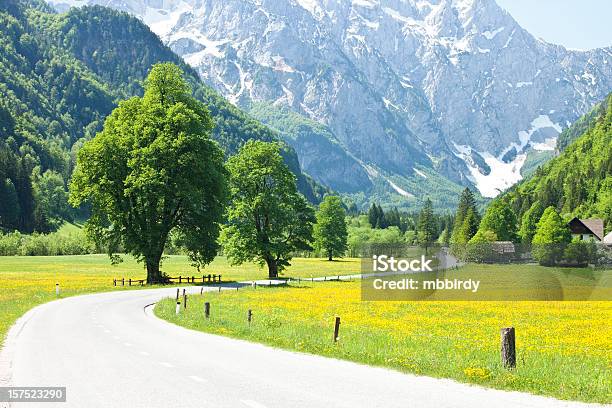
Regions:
[[0, 281, 602, 408]]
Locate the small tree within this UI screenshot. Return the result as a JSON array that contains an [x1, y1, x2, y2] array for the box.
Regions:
[[466, 229, 497, 262], [221, 140, 315, 278], [532, 206, 571, 266], [450, 187, 479, 244], [314, 195, 348, 261], [69, 63, 228, 283], [478, 199, 518, 242], [518, 201, 543, 244], [417, 198, 436, 254]]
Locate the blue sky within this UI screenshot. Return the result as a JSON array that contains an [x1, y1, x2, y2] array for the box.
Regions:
[[495, 0, 612, 50]]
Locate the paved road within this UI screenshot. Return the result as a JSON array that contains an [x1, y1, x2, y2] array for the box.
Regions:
[[0, 282, 602, 408]]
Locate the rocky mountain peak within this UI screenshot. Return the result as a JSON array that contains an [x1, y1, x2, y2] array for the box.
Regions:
[[46, 0, 612, 202]]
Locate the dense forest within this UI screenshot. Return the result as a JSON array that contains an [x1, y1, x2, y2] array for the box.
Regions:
[[0, 0, 324, 233], [502, 92, 612, 232]]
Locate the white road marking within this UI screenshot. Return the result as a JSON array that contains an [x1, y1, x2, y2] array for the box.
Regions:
[[241, 400, 268, 408], [138, 351, 150, 356], [159, 362, 173, 368], [188, 375, 207, 383]]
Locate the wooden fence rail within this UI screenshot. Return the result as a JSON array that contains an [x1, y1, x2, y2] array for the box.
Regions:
[[113, 274, 222, 286]]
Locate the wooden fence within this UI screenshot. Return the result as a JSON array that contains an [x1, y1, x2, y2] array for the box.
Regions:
[[113, 274, 222, 286]]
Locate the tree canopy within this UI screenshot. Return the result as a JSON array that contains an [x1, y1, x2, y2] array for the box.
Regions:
[[69, 63, 228, 282], [532, 206, 571, 266]]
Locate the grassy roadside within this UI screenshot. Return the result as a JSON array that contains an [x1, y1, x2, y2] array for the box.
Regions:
[[0, 255, 361, 345], [155, 264, 612, 403]]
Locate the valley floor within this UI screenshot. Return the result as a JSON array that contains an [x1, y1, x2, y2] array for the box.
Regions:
[[155, 264, 611, 403]]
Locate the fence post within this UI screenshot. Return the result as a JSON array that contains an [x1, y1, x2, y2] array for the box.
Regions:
[[204, 302, 210, 319], [129, 278, 132, 286], [333, 317, 341, 342], [202, 275, 205, 284], [219, 275, 222, 283], [247, 309, 252, 326], [55, 283, 60, 297], [182, 289, 186, 309], [113, 279, 116, 287], [122, 278, 125, 286], [175, 301, 180, 315], [176, 288, 179, 301], [501, 327, 516, 369], [179, 276, 182, 284], [200, 287, 204, 295]]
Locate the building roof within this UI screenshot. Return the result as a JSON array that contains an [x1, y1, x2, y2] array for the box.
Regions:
[[567, 217, 604, 240], [604, 231, 612, 244]]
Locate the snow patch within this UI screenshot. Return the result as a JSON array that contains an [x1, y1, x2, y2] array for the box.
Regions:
[[388, 180, 414, 198], [453, 143, 526, 198], [482, 27, 504, 40], [515, 81, 532, 88], [413, 168, 427, 178], [531, 137, 557, 151]]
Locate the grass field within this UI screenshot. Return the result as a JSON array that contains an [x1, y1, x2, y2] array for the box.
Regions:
[[155, 264, 612, 403], [0, 254, 361, 345]]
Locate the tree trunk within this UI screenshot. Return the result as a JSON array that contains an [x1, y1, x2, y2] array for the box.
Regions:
[[328, 251, 333, 261], [266, 258, 278, 279], [146, 256, 163, 284]]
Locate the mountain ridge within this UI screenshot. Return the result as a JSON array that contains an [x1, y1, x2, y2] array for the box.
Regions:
[[45, 0, 612, 202]]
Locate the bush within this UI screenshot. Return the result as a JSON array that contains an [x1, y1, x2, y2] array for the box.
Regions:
[[0, 230, 95, 256]]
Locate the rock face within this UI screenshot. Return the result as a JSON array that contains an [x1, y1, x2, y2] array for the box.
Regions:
[[48, 0, 612, 199]]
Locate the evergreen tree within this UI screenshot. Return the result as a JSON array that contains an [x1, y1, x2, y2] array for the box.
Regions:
[[450, 188, 479, 244], [417, 198, 436, 254]]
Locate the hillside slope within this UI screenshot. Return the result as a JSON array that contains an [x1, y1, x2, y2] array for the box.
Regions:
[[505, 93, 612, 231], [0, 0, 323, 232]]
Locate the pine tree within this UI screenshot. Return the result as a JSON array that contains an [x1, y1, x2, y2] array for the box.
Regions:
[[451, 188, 479, 244], [417, 198, 436, 254]]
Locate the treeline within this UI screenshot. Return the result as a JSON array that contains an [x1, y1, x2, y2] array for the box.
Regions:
[[0, 229, 92, 256]]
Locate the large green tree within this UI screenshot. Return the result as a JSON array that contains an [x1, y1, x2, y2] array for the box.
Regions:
[[477, 199, 518, 242], [532, 206, 571, 266], [69, 63, 227, 283], [314, 195, 348, 261], [221, 140, 315, 278]]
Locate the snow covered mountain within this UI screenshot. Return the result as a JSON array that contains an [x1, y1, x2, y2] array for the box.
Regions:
[[48, 0, 612, 200]]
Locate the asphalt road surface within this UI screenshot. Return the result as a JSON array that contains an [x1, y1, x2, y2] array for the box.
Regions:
[[0, 282, 603, 408]]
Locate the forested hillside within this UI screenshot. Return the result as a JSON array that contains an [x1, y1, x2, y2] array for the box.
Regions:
[[0, 0, 323, 233], [504, 93, 612, 231]]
